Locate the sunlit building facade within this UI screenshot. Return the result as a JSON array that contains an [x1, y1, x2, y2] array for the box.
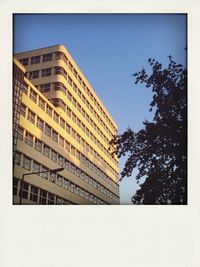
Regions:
[[13, 45, 119, 204]]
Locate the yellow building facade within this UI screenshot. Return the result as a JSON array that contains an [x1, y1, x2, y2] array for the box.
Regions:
[[13, 45, 119, 204]]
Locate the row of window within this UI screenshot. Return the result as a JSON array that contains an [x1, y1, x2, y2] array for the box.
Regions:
[[23, 82, 117, 167], [13, 177, 75, 205], [20, 53, 53, 66], [26, 66, 115, 140], [17, 126, 119, 197], [20, 51, 116, 133], [14, 151, 109, 204], [21, 91, 118, 176], [38, 81, 112, 148]]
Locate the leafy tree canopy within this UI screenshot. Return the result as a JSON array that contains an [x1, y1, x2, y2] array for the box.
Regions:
[[110, 56, 187, 204]]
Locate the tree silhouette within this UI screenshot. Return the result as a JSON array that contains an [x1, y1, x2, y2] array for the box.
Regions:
[[111, 56, 187, 204]]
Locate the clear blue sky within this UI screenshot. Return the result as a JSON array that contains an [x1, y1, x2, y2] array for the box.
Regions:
[[14, 14, 187, 204]]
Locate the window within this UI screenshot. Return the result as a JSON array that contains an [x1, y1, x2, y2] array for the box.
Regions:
[[25, 132, 33, 146], [73, 83, 77, 92], [39, 97, 45, 110], [58, 155, 64, 166], [76, 150, 80, 160], [71, 129, 76, 139], [15, 151, 21, 166], [41, 83, 51, 93], [33, 161, 40, 173], [71, 146, 75, 156], [41, 166, 48, 179], [31, 56, 40, 64], [72, 113, 76, 123], [29, 71, 39, 79], [65, 141, 70, 152], [35, 138, 42, 152], [30, 185, 38, 203], [13, 177, 19, 196], [51, 150, 57, 162], [54, 66, 64, 75], [45, 123, 51, 137], [43, 53, 52, 62], [48, 193, 55, 204], [64, 179, 69, 190], [30, 89, 37, 103], [21, 182, 29, 200], [60, 118, 65, 129], [20, 104, 26, 117], [49, 172, 56, 183], [66, 123, 70, 134], [56, 175, 63, 187], [59, 136, 64, 148], [23, 155, 31, 170], [67, 107, 71, 117], [42, 68, 51, 77], [72, 97, 76, 107], [52, 130, 58, 142], [17, 127, 24, 141], [46, 105, 52, 117], [69, 183, 74, 193], [27, 110, 35, 124], [22, 82, 28, 94], [37, 117, 44, 131], [53, 112, 59, 123], [39, 189, 47, 204], [76, 134, 80, 144], [56, 196, 62, 205], [68, 76, 72, 86], [20, 58, 29, 66], [67, 91, 72, 101], [43, 145, 50, 157]]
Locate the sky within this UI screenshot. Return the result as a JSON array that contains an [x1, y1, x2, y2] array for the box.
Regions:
[[14, 14, 187, 204]]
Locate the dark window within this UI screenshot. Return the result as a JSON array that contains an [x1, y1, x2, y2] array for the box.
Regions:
[[39, 189, 47, 204], [29, 71, 39, 79], [30, 185, 38, 203], [43, 53, 52, 62], [14, 151, 21, 166], [27, 110, 35, 124], [52, 130, 58, 142], [48, 193, 55, 204], [37, 117, 44, 131], [20, 104, 26, 117], [30, 89, 37, 103], [51, 150, 57, 162], [20, 58, 29, 66], [35, 138, 42, 152], [33, 161, 40, 173], [53, 112, 59, 123], [21, 182, 29, 200], [25, 132, 33, 146], [13, 177, 19, 196], [39, 97, 45, 110], [46, 105, 52, 117], [45, 123, 51, 137], [40, 83, 51, 93], [42, 68, 51, 77], [60, 118, 65, 129], [31, 56, 40, 64], [23, 155, 31, 170], [43, 145, 50, 157], [17, 127, 24, 140]]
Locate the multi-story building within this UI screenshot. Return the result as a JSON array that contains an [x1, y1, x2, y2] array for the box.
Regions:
[[13, 45, 119, 205]]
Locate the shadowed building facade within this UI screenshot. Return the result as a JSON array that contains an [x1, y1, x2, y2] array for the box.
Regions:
[[13, 45, 119, 204]]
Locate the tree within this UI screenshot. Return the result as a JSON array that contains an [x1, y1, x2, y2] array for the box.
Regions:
[[110, 56, 187, 204]]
